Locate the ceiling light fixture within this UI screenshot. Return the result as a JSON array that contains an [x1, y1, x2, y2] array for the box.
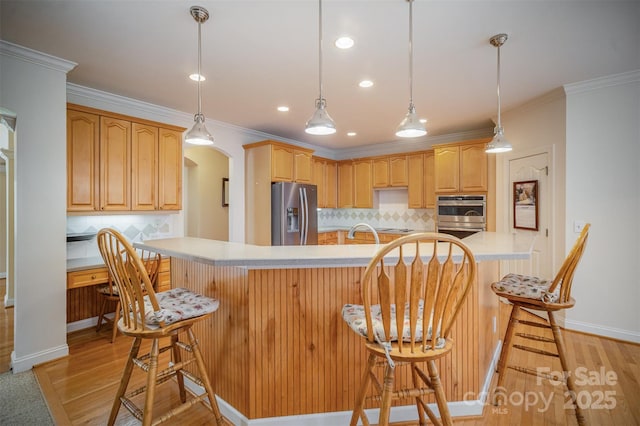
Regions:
[[335, 36, 354, 49], [305, 0, 336, 136], [185, 6, 214, 146], [485, 33, 512, 153], [396, 0, 426, 138], [359, 80, 374, 88], [189, 73, 205, 82], [277, 106, 290, 112]]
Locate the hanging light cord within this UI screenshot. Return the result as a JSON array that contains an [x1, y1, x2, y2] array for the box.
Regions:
[[408, 0, 414, 109], [318, 0, 324, 104], [196, 16, 203, 119], [495, 41, 502, 129]]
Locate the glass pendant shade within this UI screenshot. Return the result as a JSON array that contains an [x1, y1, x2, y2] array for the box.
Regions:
[[185, 113, 214, 145], [485, 126, 512, 153], [305, 98, 336, 135], [396, 104, 426, 138]]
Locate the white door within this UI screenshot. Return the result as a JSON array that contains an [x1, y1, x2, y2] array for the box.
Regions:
[[509, 153, 552, 279]]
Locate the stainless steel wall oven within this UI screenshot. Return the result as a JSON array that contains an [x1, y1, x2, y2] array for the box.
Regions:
[[436, 195, 486, 239]]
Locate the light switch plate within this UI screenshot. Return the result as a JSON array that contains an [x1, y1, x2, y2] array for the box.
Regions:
[[574, 220, 587, 233]]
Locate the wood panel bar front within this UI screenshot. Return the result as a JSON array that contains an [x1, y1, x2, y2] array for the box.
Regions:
[[170, 258, 500, 420]]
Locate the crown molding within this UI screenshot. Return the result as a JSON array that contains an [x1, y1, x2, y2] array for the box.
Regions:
[[332, 128, 495, 161], [0, 40, 77, 73], [564, 69, 640, 95]]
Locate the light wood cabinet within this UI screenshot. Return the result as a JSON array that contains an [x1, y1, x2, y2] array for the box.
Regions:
[[67, 104, 184, 212], [337, 161, 354, 208], [407, 153, 424, 208], [389, 155, 408, 186], [131, 123, 158, 211], [353, 159, 373, 208], [66, 267, 110, 289], [434, 139, 489, 193], [317, 231, 339, 245], [313, 157, 337, 208], [424, 150, 436, 208], [372, 157, 389, 188], [100, 116, 131, 211], [372, 155, 408, 188], [269, 142, 313, 183], [158, 129, 183, 210], [67, 110, 100, 212]]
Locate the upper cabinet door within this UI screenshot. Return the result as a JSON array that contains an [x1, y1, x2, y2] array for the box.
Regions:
[[407, 154, 424, 208], [325, 160, 337, 208], [460, 143, 488, 192], [131, 123, 158, 211], [337, 161, 354, 208], [434, 146, 460, 193], [271, 145, 294, 182], [158, 128, 183, 210], [100, 117, 131, 211], [423, 150, 436, 208], [293, 150, 313, 183], [389, 155, 408, 186], [372, 158, 389, 188], [353, 160, 373, 208], [67, 110, 100, 211]]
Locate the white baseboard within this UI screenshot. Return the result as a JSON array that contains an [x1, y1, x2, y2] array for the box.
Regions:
[[66, 316, 99, 333], [10, 344, 69, 373], [565, 319, 640, 344], [177, 347, 504, 426], [4, 294, 14, 307]]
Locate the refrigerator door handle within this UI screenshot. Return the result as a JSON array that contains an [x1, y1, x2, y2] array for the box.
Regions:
[[299, 187, 306, 245], [302, 188, 309, 245]]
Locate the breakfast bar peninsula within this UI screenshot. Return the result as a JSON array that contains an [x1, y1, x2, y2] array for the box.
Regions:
[[135, 232, 534, 425]]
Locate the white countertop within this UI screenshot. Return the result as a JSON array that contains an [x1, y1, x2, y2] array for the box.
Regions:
[[134, 232, 534, 270]]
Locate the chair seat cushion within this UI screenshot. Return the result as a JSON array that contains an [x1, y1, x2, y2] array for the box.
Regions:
[[491, 273, 559, 302], [143, 287, 219, 327], [96, 284, 118, 295], [342, 300, 445, 349]]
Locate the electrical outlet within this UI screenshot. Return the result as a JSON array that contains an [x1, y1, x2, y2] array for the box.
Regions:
[[574, 220, 587, 233]]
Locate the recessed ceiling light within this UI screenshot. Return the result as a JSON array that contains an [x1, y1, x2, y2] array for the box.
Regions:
[[347, 132, 357, 137], [335, 36, 354, 49], [277, 106, 290, 112], [189, 73, 205, 82], [359, 80, 374, 88], [419, 118, 427, 124]]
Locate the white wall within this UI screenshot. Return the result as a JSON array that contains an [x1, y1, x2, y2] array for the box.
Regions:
[[0, 41, 77, 371], [0, 162, 6, 275], [564, 71, 640, 342], [498, 89, 567, 273]]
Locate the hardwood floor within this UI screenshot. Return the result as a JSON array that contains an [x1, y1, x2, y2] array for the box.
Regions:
[[0, 278, 13, 374], [31, 305, 640, 425]]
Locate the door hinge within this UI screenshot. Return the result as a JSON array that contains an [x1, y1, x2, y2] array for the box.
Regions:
[[546, 228, 549, 237]]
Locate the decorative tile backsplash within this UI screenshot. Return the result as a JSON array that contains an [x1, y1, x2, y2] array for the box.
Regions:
[[66, 214, 180, 259], [317, 189, 435, 231]]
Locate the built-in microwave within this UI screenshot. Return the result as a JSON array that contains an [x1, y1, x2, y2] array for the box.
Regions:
[[436, 195, 486, 238]]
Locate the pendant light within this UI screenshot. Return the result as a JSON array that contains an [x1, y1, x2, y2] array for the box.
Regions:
[[485, 33, 512, 153], [185, 6, 214, 145], [396, 0, 426, 138], [305, 0, 336, 135]]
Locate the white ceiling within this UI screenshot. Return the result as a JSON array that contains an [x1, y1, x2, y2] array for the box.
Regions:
[[1, 1, 639, 150]]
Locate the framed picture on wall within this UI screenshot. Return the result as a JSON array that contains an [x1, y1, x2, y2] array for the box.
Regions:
[[513, 180, 538, 230], [222, 177, 229, 207]]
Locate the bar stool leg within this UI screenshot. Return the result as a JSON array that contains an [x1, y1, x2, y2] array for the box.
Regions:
[[350, 353, 376, 426], [108, 337, 142, 426], [110, 301, 121, 343], [171, 334, 187, 403], [141, 338, 160, 426], [549, 312, 586, 426], [187, 328, 225, 425], [494, 304, 521, 406]]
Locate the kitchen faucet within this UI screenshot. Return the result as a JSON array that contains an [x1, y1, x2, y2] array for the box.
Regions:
[[347, 223, 380, 245]]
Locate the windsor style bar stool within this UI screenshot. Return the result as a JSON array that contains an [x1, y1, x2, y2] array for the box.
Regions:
[[97, 228, 226, 426], [490, 224, 590, 426], [342, 232, 477, 426]]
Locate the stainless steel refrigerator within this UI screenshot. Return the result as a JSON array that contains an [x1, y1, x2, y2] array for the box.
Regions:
[[271, 182, 318, 245]]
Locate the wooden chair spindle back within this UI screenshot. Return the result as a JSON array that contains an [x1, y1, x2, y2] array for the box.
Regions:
[[362, 233, 476, 354], [547, 224, 590, 303], [97, 228, 162, 332]]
